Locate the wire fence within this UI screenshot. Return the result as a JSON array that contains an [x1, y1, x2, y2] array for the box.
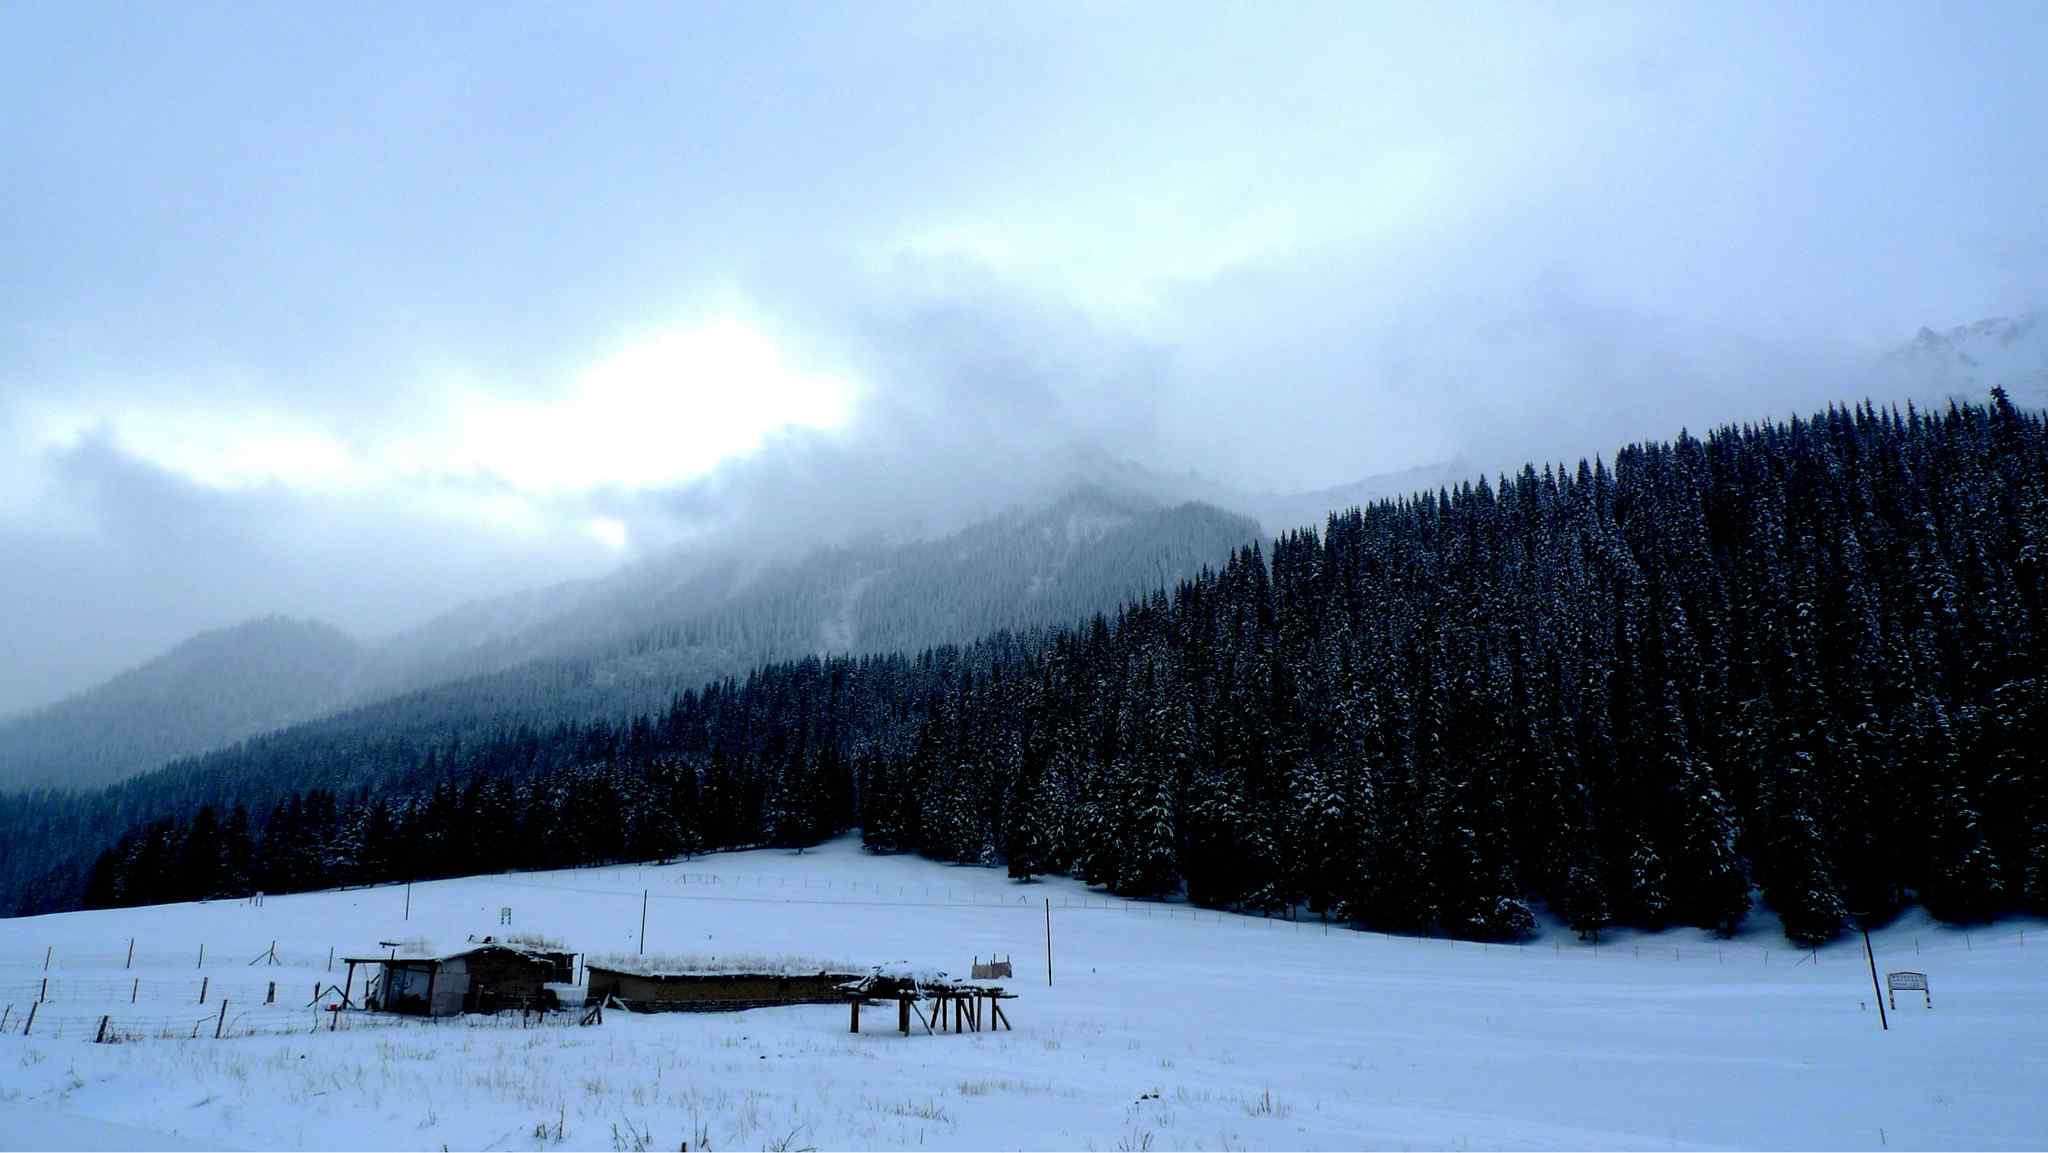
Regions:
[[2, 1000, 592, 1043], [0, 975, 331, 1007], [3, 942, 339, 973]]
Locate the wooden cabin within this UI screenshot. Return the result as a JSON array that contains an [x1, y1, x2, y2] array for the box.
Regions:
[[342, 943, 568, 1017], [584, 964, 862, 1012]]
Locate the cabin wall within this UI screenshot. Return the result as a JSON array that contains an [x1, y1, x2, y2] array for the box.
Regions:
[[431, 958, 469, 1016], [459, 951, 551, 1012], [585, 970, 856, 1012]]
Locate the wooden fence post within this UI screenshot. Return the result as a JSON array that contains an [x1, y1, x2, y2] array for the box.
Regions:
[[44, 945, 52, 971], [126, 939, 135, 969], [132, 978, 139, 1003], [21, 1002, 37, 1036], [215, 1000, 228, 1039], [40, 976, 48, 1002], [1, 1005, 10, 1031], [96, 1015, 109, 1043], [199, 976, 209, 1004], [197, 943, 204, 969], [266, 982, 276, 1005]]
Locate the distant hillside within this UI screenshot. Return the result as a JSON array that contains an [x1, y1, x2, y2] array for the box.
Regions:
[[342, 486, 1263, 727], [0, 489, 1259, 794], [0, 617, 361, 792]]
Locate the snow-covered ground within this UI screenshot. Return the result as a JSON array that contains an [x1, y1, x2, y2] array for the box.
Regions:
[[2, 836, 2043, 1151]]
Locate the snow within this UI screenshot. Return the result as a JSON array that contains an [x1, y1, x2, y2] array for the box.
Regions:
[[1, 835, 2043, 1150], [584, 952, 861, 978]]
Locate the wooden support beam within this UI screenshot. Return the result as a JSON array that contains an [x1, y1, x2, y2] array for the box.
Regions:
[[992, 999, 1010, 1031], [850, 999, 860, 1034], [898, 996, 909, 1035]]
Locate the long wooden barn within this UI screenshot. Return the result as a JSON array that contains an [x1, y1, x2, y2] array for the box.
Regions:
[[584, 962, 862, 1012]]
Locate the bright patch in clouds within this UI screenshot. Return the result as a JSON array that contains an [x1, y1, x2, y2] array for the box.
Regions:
[[442, 318, 858, 494], [16, 317, 859, 513], [586, 516, 630, 551]]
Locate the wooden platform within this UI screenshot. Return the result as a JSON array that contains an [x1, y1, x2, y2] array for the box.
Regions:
[[838, 973, 1015, 1036]]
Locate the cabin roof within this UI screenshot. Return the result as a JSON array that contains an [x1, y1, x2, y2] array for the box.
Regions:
[[584, 951, 861, 978], [340, 942, 562, 966]]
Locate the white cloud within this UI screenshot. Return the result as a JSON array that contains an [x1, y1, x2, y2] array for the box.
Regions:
[[427, 316, 859, 494], [10, 315, 859, 510]]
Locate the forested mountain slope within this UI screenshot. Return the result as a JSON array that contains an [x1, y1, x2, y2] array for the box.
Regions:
[[346, 487, 1261, 713], [0, 617, 362, 792], [0, 488, 1257, 793], [11, 394, 2044, 947], [0, 492, 1258, 909]]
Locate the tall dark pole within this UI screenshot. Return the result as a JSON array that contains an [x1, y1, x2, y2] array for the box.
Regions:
[[639, 889, 649, 956], [1858, 914, 1888, 1031], [404, 881, 411, 921], [1044, 898, 1053, 987]]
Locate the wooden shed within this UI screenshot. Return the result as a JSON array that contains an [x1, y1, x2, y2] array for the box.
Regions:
[[584, 963, 862, 1012], [342, 943, 567, 1017]]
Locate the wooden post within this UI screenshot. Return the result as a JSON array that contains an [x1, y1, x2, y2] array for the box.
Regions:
[[327, 946, 334, 973], [1045, 898, 1053, 987], [198, 943, 204, 969], [215, 1000, 228, 1039], [266, 981, 276, 1005], [343, 961, 356, 1010], [424, 965, 438, 1016], [44, 945, 51, 971], [199, 976, 209, 1004], [1, 1005, 11, 1031], [850, 999, 860, 1033], [992, 997, 1009, 1031], [131, 978, 138, 1003], [898, 996, 909, 1035], [126, 939, 135, 969], [22, 1002, 37, 1036], [404, 881, 411, 921], [96, 1015, 109, 1043], [1860, 921, 1888, 1032], [39, 976, 47, 1002], [639, 889, 648, 955]]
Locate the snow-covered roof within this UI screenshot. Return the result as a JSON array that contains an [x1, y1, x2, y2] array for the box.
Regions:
[[583, 951, 862, 978], [342, 940, 565, 965]]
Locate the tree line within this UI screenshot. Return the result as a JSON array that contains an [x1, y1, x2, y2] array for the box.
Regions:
[[43, 393, 2048, 944]]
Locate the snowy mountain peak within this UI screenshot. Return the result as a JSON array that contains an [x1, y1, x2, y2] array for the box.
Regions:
[[1883, 311, 2048, 409]]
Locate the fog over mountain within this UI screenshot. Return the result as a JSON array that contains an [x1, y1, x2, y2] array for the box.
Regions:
[[3, 3, 2045, 720], [0, 483, 1261, 790]]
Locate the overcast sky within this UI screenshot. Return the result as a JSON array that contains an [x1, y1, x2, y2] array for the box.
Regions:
[[3, 1, 2045, 714]]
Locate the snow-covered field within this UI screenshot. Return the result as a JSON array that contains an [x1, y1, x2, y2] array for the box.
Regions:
[[2, 837, 2043, 1151]]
